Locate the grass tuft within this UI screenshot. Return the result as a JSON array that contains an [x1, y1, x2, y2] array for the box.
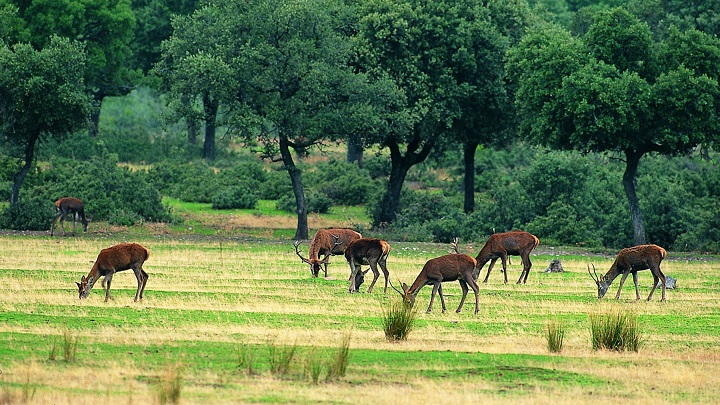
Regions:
[[268, 340, 298, 376], [326, 332, 351, 381], [545, 319, 566, 353], [157, 364, 183, 405], [304, 348, 324, 384], [590, 308, 642, 352], [237, 340, 257, 375], [382, 297, 418, 342]]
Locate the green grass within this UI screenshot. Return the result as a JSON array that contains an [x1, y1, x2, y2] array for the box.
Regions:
[[1, 234, 719, 403]]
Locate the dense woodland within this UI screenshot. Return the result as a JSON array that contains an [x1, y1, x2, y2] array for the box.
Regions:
[[1, 0, 720, 252]]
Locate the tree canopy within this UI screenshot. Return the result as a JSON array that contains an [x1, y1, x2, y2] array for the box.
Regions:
[[507, 7, 720, 244]]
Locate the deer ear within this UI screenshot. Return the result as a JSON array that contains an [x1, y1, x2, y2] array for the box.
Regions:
[[81, 276, 86, 283], [402, 282, 409, 291]]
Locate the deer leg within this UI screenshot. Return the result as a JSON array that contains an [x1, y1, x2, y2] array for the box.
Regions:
[[365, 260, 381, 293], [483, 258, 498, 283], [438, 283, 447, 313], [322, 254, 330, 278], [500, 254, 510, 284], [519, 255, 532, 284], [347, 260, 358, 293], [427, 282, 441, 313], [139, 269, 149, 300], [632, 271, 640, 300], [50, 211, 62, 236], [59, 213, 68, 236], [131, 266, 145, 302], [456, 280, 469, 313], [467, 276, 480, 314], [103, 272, 115, 302], [615, 271, 631, 299], [72, 213, 77, 236], [647, 267, 666, 302], [378, 257, 390, 294]]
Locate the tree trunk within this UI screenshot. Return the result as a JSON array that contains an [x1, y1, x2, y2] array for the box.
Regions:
[[280, 134, 309, 240], [347, 134, 364, 167], [202, 96, 217, 161], [88, 94, 104, 137], [187, 118, 198, 145], [375, 134, 435, 226], [622, 149, 646, 245], [463, 141, 479, 214], [10, 133, 38, 206]]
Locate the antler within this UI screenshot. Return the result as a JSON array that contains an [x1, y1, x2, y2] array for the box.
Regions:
[[294, 240, 312, 264], [450, 237, 461, 254], [587, 263, 599, 283], [388, 279, 405, 298]]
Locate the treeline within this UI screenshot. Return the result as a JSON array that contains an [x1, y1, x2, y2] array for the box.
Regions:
[[2, 0, 720, 250]]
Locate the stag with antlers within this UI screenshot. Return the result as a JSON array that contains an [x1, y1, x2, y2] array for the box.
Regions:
[[392, 238, 480, 314], [294, 229, 362, 277], [50, 197, 91, 236], [473, 231, 539, 284], [588, 244, 668, 302]]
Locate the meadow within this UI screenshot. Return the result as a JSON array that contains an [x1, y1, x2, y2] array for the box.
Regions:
[[1, 225, 720, 404]]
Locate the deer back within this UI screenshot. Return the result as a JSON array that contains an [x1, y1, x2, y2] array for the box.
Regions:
[[310, 229, 361, 258], [345, 238, 390, 263], [412, 254, 477, 291]]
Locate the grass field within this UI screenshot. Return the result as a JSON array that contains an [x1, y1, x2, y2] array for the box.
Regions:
[[1, 228, 720, 404]]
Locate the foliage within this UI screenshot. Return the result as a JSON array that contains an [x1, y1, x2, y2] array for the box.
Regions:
[[211, 186, 258, 210], [589, 309, 641, 352], [276, 190, 332, 214], [306, 159, 378, 206], [0, 194, 55, 231]]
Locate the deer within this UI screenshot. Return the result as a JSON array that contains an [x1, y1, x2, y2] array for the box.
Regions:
[[473, 231, 540, 284], [294, 228, 362, 277], [588, 244, 668, 302], [50, 197, 91, 236], [77, 243, 151, 302], [392, 238, 480, 314], [345, 238, 390, 293]]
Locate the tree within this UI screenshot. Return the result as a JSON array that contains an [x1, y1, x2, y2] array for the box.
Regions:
[[355, 0, 511, 225], [0, 36, 92, 206], [154, 3, 241, 160], [507, 8, 720, 245], [2, 0, 137, 136]]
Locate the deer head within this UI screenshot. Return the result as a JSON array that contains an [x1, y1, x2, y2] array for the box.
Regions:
[[389, 280, 415, 308], [587, 264, 610, 299], [76, 275, 95, 299], [294, 240, 327, 277]]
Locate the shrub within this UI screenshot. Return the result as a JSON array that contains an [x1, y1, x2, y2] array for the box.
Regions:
[[589, 309, 641, 352], [382, 297, 417, 342], [212, 186, 258, 210], [0, 195, 55, 231], [276, 190, 332, 214], [545, 319, 566, 353], [259, 170, 293, 200]]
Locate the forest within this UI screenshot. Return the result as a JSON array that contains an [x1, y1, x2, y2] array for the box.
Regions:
[[2, 0, 720, 252]]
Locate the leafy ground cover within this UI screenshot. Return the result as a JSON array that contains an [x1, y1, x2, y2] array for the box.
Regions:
[[1, 230, 719, 404]]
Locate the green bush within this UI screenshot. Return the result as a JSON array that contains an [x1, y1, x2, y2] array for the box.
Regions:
[[545, 319, 566, 353], [259, 170, 293, 200], [0, 195, 55, 231], [307, 159, 376, 205], [212, 186, 258, 210], [276, 190, 332, 214]]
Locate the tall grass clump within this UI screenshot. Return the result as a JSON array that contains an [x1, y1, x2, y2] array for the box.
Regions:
[[268, 341, 298, 376], [590, 309, 642, 352], [49, 328, 79, 362], [304, 349, 324, 384], [236, 340, 257, 375], [326, 332, 351, 381], [545, 319, 566, 353], [382, 297, 417, 342], [157, 364, 183, 405]]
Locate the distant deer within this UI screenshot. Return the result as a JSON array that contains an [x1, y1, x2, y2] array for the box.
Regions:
[[392, 238, 480, 314], [77, 243, 150, 302], [294, 229, 362, 277], [473, 231, 539, 284], [588, 244, 668, 302], [50, 197, 91, 236], [345, 238, 390, 293]]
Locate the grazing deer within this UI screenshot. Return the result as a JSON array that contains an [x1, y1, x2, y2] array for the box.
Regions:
[[392, 239, 479, 314], [345, 238, 390, 293], [294, 229, 362, 277], [77, 243, 150, 302], [473, 231, 539, 284], [50, 197, 91, 236], [588, 244, 668, 302]]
